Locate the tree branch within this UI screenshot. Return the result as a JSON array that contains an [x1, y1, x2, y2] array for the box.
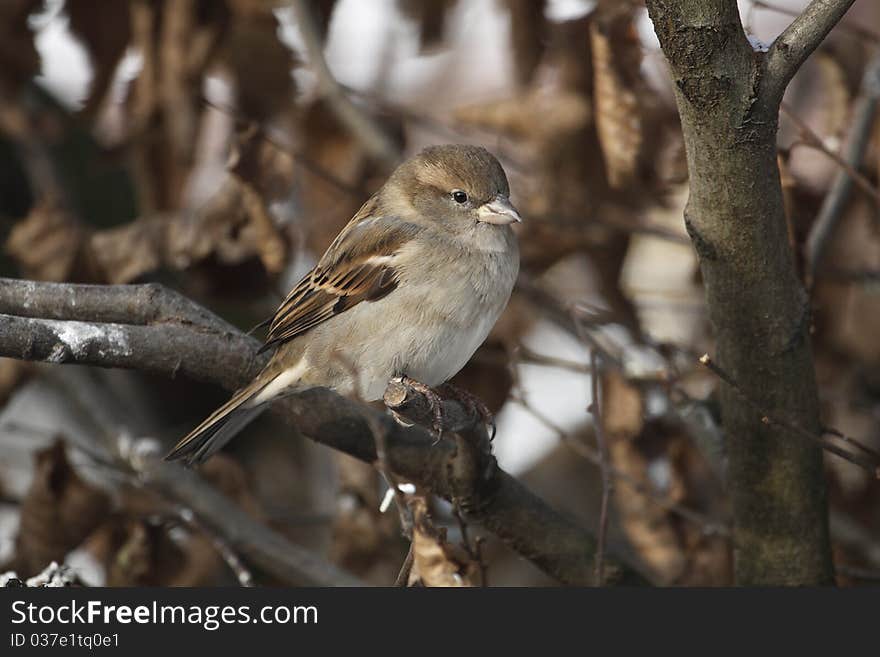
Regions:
[[0, 277, 648, 586], [647, 0, 837, 585], [764, 0, 857, 103], [140, 456, 365, 586]]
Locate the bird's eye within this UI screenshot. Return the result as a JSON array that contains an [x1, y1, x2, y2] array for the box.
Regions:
[[451, 190, 468, 204]]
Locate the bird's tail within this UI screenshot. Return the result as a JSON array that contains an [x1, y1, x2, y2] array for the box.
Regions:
[[165, 378, 270, 466]]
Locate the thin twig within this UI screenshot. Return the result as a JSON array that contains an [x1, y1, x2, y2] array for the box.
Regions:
[[514, 344, 592, 374], [394, 543, 414, 587], [508, 392, 728, 536], [698, 354, 880, 477], [201, 95, 368, 198], [175, 508, 254, 587], [782, 103, 880, 207], [474, 537, 488, 587], [334, 353, 413, 541], [821, 426, 880, 462], [588, 350, 613, 585]]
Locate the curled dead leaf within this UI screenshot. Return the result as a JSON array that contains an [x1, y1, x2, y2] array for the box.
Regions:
[[14, 441, 112, 577], [5, 202, 86, 281], [221, 13, 296, 122], [590, 6, 645, 189], [503, 0, 549, 85], [106, 518, 221, 586], [0, 358, 32, 405], [600, 370, 686, 581], [329, 453, 395, 574], [408, 496, 476, 587]]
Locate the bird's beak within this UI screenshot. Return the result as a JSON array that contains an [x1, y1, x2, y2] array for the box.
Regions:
[[477, 196, 522, 225]]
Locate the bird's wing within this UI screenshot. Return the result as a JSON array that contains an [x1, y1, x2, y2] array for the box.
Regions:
[[261, 197, 422, 351]]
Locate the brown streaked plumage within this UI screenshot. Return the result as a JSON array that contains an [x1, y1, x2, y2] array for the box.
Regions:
[[167, 144, 521, 466]]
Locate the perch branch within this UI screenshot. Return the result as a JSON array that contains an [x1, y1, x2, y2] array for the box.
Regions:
[[0, 277, 648, 586]]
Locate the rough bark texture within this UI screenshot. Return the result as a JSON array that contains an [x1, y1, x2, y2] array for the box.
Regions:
[[645, 0, 853, 585]]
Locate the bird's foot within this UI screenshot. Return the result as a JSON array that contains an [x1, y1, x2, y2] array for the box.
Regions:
[[399, 375, 445, 443], [439, 383, 496, 440]]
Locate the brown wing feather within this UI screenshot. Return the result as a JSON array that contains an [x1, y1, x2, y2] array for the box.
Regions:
[[259, 199, 422, 352]]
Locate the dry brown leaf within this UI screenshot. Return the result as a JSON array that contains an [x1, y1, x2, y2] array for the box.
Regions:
[[199, 453, 265, 521], [228, 125, 293, 273], [88, 217, 164, 284], [86, 202, 239, 283], [456, 88, 590, 142], [125, 0, 226, 211], [0, 0, 41, 95], [455, 15, 613, 224], [600, 370, 686, 582], [229, 124, 296, 201], [329, 453, 394, 574], [814, 52, 853, 139], [294, 98, 393, 255], [502, 0, 549, 85], [0, 358, 32, 405], [67, 0, 132, 116], [590, 5, 645, 189], [408, 496, 476, 587], [106, 518, 221, 586], [5, 202, 86, 281], [14, 441, 112, 577], [88, 118, 293, 283], [815, 195, 880, 363], [398, 0, 458, 51], [221, 13, 296, 122]]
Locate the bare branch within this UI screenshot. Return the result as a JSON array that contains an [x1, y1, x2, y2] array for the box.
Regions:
[[588, 351, 613, 586], [139, 455, 364, 586], [764, 0, 857, 103], [698, 354, 880, 477], [783, 107, 880, 208], [174, 507, 253, 587], [0, 277, 648, 586]]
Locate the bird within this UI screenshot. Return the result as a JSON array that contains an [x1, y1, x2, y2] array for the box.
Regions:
[[165, 144, 521, 466]]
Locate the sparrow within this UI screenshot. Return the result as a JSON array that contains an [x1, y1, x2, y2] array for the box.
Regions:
[[166, 144, 521, 465]]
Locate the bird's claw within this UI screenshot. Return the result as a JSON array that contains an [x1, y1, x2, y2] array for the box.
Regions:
[[440, 383, 496, 441], [400, 376, 445, 443]]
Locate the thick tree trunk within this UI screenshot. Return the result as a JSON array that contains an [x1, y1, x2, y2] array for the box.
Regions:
[[645, 0, 853, 584]]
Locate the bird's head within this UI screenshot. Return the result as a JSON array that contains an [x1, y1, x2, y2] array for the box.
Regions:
[[385, 144, 522, 233]]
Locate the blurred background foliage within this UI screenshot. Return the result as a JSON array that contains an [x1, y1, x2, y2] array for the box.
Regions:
[[0, 0, 878, 586]]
